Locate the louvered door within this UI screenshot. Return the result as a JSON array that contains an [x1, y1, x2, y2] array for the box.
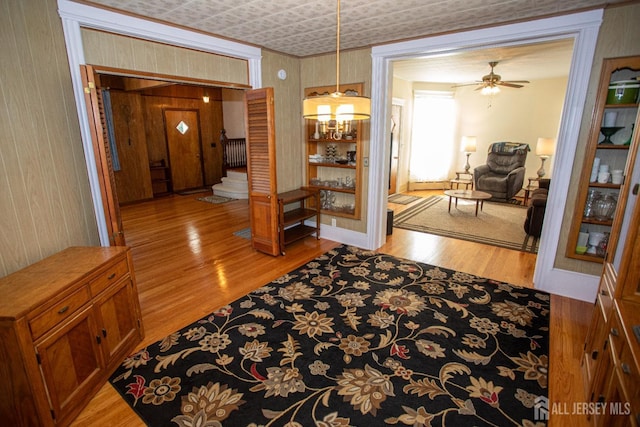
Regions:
[[80, 65, 125, 246], [244, 88, 279, 256]]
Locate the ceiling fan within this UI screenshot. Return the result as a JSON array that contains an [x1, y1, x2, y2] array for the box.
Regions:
[[454, 61, 530, 93]]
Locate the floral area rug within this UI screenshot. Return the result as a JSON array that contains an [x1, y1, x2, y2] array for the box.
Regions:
[[110, 245, 549, 426]]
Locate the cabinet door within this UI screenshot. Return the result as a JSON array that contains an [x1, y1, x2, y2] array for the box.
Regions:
[[35, 306, 103, 423], [94, 277, 142, 366]]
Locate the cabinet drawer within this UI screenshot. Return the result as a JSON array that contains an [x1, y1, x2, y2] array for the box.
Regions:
[[29, 287, 90, 339], [618, 345, 640, 417], [89, 258, 129, 296]]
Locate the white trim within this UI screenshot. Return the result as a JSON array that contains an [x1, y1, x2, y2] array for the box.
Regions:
[[320, 225, 370, 249], [57, 0, 262, 245], [369, 10, 603, 301]]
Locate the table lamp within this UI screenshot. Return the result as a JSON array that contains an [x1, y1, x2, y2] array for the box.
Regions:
[[461, 136, 477, 173], [536, 137, 555, 178]]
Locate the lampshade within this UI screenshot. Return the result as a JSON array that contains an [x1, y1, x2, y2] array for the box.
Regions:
[[302, 0, 370, 122], [536, 137, 555, 157], [461, 136, 477, 153], [303, 94, 370, 121]]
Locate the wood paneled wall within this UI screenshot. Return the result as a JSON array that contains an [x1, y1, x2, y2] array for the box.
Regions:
[[81, 28, 249, 86], [0, 0, 100, 276], [101, 79, 225, 204]]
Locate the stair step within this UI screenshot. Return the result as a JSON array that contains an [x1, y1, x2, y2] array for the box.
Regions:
[[220, 177, 248, 191], [212, 183, 248, 199], [226, 170, 248, 181]]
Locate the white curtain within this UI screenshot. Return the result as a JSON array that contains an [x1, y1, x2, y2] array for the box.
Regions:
[[409, 90, 456, 182]]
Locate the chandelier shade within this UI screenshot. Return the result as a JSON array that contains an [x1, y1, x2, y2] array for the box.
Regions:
[[302, 0, 370, 122], [303, 93, 370, 121]]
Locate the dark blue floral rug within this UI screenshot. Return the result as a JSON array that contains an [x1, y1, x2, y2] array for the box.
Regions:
[[110, 245, 549, 426]]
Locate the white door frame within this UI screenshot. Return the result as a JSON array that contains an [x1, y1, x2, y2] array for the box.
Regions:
[[57, 0, 262, 246], [368, 10, 603, 302]]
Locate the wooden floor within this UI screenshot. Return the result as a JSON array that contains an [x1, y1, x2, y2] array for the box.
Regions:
[[71, 190, 593, 427]]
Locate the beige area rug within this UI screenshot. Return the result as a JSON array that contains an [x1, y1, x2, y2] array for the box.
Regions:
[[394, 195, 535, 252]]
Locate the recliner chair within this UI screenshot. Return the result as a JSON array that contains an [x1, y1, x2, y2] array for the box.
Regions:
[[474, 142, 530, 201]]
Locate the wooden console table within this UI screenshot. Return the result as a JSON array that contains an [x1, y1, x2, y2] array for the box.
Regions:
[[278, 187, 320, 255]]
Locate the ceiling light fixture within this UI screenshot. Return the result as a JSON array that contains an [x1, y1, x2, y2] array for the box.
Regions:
[[480, 85, 500, 96], [302, 0, 370, 123]]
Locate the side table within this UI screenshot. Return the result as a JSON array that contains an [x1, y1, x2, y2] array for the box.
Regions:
[[523, 177, 540, 205], [450, 171, 474, 190]]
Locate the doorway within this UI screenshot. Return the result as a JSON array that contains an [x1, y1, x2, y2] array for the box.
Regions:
[[369, 10, 603, 299]]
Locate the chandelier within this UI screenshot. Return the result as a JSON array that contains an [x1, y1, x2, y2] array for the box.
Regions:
[[302, 0, 370, 123]]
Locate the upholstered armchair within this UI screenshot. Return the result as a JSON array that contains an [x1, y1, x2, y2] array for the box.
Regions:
[[474, 142, 530, 201]]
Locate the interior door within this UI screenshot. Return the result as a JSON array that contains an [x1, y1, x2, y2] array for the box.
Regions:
[[389, 105, 401, 194], [244, 88, 279, 256], [164, 109, 204, 191], [80, 65, 126, 246]]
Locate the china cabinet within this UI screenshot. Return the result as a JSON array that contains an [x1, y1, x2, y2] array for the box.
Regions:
[[305, 83, 364, 220], [0, 246, 144, 426], [567, 56, 640, 263]]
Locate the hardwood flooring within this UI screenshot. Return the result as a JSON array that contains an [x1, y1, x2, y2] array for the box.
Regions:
[[70, 190, 593, 427]]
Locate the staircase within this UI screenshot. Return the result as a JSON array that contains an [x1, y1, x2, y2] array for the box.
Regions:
[[212, 169, 248, 199]]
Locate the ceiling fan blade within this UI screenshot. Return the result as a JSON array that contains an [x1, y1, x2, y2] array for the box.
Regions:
[[497, 82, 524, 88], [452, 82, 483, 88], [503, 80, 530, 83]]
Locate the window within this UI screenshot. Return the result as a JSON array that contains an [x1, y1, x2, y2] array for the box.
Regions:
[[409, 90, 456, 182]]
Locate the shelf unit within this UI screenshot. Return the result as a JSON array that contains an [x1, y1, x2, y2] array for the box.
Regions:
[[149, 159, 172, 197], [567, 56, 640, 263], [277, 187, 320, 255], [305, 83, 363, 220]]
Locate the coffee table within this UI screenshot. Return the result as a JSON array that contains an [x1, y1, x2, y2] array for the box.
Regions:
[[444, 189, 492, 216]]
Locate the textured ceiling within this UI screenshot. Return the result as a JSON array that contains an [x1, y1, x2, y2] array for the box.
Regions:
[[84, 0, 625, 58]]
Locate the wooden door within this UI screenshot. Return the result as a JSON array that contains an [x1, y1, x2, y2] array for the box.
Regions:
[[164, 109, 204, 191], [244, 88, 279, 256], [389, 104, 401, 194], [80, 65, 126, 246]]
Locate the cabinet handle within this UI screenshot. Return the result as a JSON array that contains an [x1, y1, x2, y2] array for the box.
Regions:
[[600, 289, 608, 296], [96, 336, 101, 344], [611, 328, 619, 337], [57, 305, 69, 314], [591, 350, 598, 360], [621, 363, 631, 375], [108, 273, 116, 280], [102, 328, 107, 338], [633, 183, 639, 195]]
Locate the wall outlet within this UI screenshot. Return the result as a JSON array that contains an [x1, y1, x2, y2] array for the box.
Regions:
[[363, 157, 369, 167], [331, 218, 336, 227]]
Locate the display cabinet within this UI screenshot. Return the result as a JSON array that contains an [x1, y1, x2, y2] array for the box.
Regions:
[[305, 83, 363, 220], [567, 56, 640, 263]]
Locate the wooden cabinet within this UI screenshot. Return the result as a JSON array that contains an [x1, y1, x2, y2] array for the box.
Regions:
[[0, 246, 144, 427], [305, 83, 363, 220], [567, 56, 640, 263], [277, 187, 320, 255], [582, 163, 640, 424]]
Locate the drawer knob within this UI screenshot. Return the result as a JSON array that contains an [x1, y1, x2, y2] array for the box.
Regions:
[[57, 305, 69, 314], [621, 363, 631, 375], [611, 328, 619, 337], [601, 289, 608, 296], [108, 273, 116, 280]]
